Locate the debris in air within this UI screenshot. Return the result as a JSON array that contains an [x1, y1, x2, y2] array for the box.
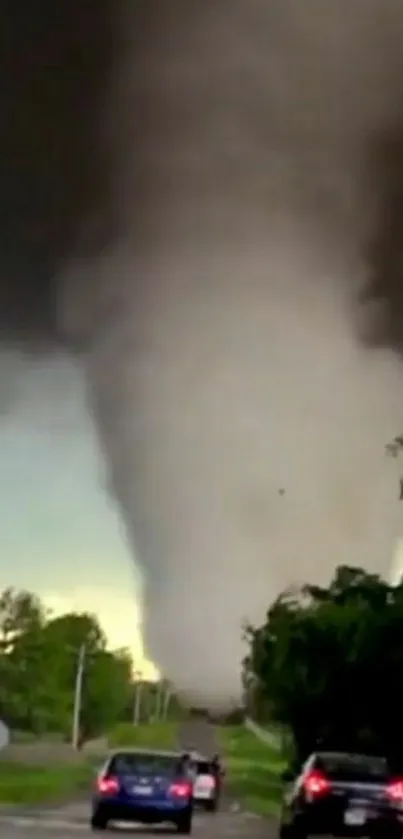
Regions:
[[385, 435, 403, 457]]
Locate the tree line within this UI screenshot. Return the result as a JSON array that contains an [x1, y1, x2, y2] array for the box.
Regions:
[[244, 565, 403, 769], [0, 587, 180, 741]]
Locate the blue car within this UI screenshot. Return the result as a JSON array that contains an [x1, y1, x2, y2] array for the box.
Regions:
[[90, 748, 194, 833]]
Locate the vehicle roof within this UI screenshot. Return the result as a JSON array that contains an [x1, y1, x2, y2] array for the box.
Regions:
[[108, 747, 183, 758], [315, 751, 386, 761], [105, 747, 212, 766]]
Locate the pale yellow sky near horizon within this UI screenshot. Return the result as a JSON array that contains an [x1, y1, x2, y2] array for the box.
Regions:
[[41, 537, 403, 678], [42, 587, 159, 679], [0, 356, 159, 682]]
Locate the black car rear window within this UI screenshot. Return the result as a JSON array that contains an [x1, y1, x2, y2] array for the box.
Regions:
[[196, 761, 212, 774], [316, 753, 389, 782], [109, 753, 183, 777]]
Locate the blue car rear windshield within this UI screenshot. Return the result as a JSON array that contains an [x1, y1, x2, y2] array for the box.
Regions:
[[109, 753, 184, 777]]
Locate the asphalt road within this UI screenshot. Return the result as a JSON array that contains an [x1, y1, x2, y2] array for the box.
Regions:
[[0, 803, 272, 838], [177, 719, 218, 755], [0, 722, 274, 838]]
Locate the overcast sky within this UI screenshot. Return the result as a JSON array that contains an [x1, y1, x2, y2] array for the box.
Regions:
[[0, 352, 155, 676]]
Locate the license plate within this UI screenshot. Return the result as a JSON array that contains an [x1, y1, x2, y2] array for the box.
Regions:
[[132, 785, 152, 795], [195, 790, 211, 799], [344, 808, 366, 826]]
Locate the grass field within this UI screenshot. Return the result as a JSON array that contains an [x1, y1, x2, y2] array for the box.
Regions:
[[219, 725, 286, 817], [108, 721, 178, 750], [0, 759, 95, 805], [0, 722, 179, 805]]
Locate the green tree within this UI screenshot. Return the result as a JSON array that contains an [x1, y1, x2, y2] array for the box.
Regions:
[[0, 590, 134, 738], [245, 565, 403, 767], [41, 612, 132, 738], [0, 588, 46, 653], [0, 588, 49, 730], [81, 647, 133, 738]]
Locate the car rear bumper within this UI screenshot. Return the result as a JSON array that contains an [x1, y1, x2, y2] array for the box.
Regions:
[[193, 793, 216, 802], [297, 812, 402, 836], [92, 798, 192, 824]]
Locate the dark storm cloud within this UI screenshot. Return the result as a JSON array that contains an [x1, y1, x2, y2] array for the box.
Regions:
[[0, 0, 117, 347], [1, 2, 403, 354]]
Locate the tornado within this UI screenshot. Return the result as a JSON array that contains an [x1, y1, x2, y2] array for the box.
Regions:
[[1, 0, 403, 708]]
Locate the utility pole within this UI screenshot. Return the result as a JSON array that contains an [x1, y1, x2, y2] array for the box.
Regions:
[[162, 682, 172, 720], [154, 681, 161, 720], [155, 679, 165, 721], [72, 644, 86, 750], [133, 671, 143, 726]]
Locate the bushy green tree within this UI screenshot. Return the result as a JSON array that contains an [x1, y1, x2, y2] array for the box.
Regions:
[[0, 588, 135, 739], [245, 565, 403, 767], [81, 647, 133, 738]]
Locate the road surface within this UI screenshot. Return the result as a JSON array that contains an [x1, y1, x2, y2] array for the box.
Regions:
[[0, 801, 273, 838], [177, 718, 218, 755], [0, 722, 274, 838]]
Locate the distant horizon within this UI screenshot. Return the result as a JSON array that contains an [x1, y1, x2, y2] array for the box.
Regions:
[[0, 582, 159, 681]]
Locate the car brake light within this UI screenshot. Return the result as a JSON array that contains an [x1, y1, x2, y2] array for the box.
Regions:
[[170, 782, 191, 798], [97, 776, 120, 795], [387, 779, 403, 801], [198, 775, 215, 788], [303, 770, 331, 797]]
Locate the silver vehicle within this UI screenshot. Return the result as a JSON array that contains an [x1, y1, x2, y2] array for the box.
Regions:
[[190, 753, 222, 812]]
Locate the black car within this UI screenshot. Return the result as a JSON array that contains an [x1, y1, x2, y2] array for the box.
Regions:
[[279, 751, 403, 839]]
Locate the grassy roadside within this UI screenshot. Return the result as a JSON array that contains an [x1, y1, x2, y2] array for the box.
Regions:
[[108, 721, 178, 750], [0, 722, 179, 806], [0, 759, 95, 805], [219, 725, 286, 817]]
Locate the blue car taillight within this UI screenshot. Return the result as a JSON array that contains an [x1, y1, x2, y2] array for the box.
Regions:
[[97, 776, 120, 795], [169, 781, 192, 799]]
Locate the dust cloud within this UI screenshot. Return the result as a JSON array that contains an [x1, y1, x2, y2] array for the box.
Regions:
[[1, 1, 403, 708]]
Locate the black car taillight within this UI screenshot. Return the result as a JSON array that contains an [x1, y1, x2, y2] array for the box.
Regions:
[[303, 770, 331, 798], [387, 779, 403, 801]]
